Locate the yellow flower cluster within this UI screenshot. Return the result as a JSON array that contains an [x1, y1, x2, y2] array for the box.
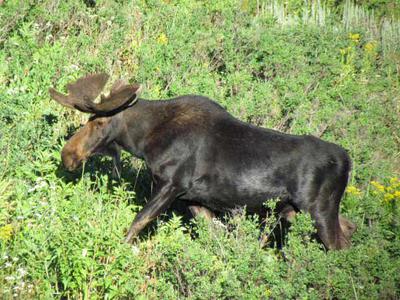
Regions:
[[349, 32, 361, 43], [0, 224, 13, 242], [365, 41, 377, 54], [265, 288, 272, 297], [371, 178, 400, 204], [157, 33, 168, 45], [347, 185, 362, 196]]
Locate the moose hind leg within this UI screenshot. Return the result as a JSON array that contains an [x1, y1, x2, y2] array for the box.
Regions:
[[188, 205, 215, 220], [307, 179, 350, 250]]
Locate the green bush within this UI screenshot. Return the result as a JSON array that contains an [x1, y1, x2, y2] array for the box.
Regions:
[[0, 0, 399, 298]]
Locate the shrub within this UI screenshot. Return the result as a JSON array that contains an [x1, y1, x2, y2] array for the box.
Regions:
[[0, 0, 399, 298]]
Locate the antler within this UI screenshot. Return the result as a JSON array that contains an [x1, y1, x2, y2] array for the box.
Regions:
[[49, 73, 140, 115]]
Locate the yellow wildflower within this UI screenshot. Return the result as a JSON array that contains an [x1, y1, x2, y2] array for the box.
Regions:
[[384, 193, 395, 203], [370, 181, 385, 192], [157, 33, 168, 45], [349, 33, 360, 43], [0, 224, 13, 242], [365, 41, 377, 54], [347, 185, 362, 196], [393, 191, 400, 198], [265, 288, 272, 297], [389, 177, 400, 186]]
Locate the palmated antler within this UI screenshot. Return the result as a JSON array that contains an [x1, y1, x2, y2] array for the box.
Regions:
[[49, 73, 141, 116]]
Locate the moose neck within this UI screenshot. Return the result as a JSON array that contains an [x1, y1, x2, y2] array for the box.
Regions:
[[114, 99, 174, 160]]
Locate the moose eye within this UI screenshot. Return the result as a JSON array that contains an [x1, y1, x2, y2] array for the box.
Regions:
[[95, 121, 105, 128], [95, 118, 110, 128]]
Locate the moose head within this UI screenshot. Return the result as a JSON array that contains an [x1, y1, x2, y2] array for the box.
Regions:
[[49, 73, 141, 174]]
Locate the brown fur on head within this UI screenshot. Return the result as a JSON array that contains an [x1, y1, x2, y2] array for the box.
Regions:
[[61, 117, 113, 171]]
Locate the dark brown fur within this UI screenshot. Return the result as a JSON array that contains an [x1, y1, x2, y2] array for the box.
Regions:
[[50, 74, 356, 250]]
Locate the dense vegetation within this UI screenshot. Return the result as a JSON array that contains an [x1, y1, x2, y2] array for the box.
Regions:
[[0, 0, 399, 298]]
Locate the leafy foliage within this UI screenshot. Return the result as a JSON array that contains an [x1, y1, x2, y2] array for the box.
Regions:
[[0, 0, 399, 298]]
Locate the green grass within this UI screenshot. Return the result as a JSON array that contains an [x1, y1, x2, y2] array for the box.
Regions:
[[0, 0, 399, 298]]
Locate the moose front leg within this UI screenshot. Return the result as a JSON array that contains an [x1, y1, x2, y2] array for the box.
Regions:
[[111, 151, 121, 180], [96, 142, 122, 180], [105, 143, 122, 180], [125, 182, 180, 243]]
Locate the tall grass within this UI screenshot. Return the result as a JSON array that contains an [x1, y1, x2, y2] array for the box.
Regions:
[[262, 0, 331, 26], [262, 0, 400, 56], [0, 0, 399, 298], [343, 0, 400, 56]]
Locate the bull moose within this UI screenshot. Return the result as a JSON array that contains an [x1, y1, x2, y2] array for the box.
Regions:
[[49, 73, 355, 250]]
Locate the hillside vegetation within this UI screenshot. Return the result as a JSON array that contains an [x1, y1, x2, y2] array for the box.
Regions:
[[0, 0, 399, 299]]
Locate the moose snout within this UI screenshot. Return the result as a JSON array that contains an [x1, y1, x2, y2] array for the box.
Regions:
[[61, 148, 83, 171]]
